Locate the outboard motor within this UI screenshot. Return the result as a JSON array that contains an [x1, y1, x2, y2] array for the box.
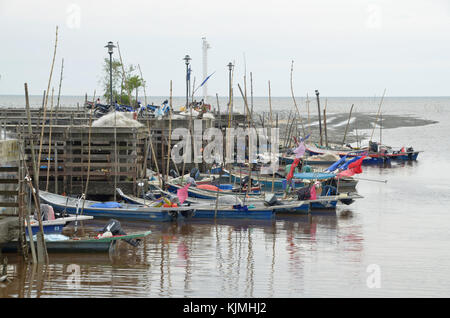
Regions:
[[369, 141, 378, 153], [144, 191, 157, 201], [190, 167, 200, 180], [264, 193, 281, 206], [101, 219, 140, 247], [169, 169, 179, 179]]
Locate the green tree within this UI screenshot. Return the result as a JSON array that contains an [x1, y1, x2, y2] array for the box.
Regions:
[[101, 58, 122, 104], [101, 60, 144, 106]]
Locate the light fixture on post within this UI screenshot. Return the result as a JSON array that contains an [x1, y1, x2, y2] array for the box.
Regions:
[[105, 41, 116, 107], [183, 54, 191, 107]]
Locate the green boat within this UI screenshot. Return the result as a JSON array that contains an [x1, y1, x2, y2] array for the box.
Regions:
[[0, 231, 152, 253]]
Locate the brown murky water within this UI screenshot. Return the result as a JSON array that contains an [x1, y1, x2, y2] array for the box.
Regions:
[[1, 96, 450, 297]]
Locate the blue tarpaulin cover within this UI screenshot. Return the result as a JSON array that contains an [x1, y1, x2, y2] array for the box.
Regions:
[[292, 172, 336, 180], [90, 202, 122, 208]]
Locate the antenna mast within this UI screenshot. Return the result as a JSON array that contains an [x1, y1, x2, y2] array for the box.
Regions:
[[202, 37, 211, 102]]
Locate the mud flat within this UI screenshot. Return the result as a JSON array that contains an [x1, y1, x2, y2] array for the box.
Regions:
[[273, 111, 438, 145]]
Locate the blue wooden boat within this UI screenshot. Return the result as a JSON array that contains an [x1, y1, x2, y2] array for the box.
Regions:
[[229, 170, 358, 190], [38, 190, 205, 222], [306, 144, 421, 164], [116, 188, 309, 218]]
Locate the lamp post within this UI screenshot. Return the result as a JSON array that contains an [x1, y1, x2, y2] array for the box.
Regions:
[[227, 62, 234, 118], [105, 41, 116, 107], [183, 55, 191, 107], [315, 89, 323, 146]]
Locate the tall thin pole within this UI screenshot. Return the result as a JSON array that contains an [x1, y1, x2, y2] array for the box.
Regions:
[[166, 81, 173, 181], [268, 81, 275, 193], [342, 104, 354, 146], [306, 93, 311, 136], [290, 61, 306, 137], [370, 88, 386, 143], [250, 72, 254, 118], [315, 90, 323, 146], [109, 52, 113, 107], [46, 88, 54, 191], [184, 55, 191, 107], [323, 98, 328, 147], [56, 58, 64, 112], [24, 83, 37, 264]]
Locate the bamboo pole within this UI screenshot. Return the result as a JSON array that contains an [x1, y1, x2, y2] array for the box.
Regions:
[[56, 58, 64, 112], [369, 88, 386, 143], [166, 81, 173, 182], [54, 140, 58, 194], [37, 25, 58, 195], [290, 61, 306, 137], [315, 90, 323, 146], [25, 83, 48, 263], [18, 128, 37, 264], [138, 64, 148, 106], [25, 177, 48, 263], [268, 81, 275, 192], [45, 88, 54, 191], [250, 72, 254, 118], [80, 92, 95, 215], [117, 42, 132, 106], [237, 84, 254, 203], [306, 93, 311, 136], [323, 98, 328, 147], [342, 104, 354, 146]]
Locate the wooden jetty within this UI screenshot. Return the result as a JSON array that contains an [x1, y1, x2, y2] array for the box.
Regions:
[[1, 106, 247, 198]]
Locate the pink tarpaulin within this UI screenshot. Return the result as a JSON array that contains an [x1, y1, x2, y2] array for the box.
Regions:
[[293, 142, 306, 158], [177, 183, 191, 204], [336, 168, 356, 178], [310, 185, 317, 200]]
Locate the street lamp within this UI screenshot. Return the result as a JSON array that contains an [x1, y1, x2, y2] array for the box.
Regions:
[[105, 41, 116, 107], [227, 62, 234, 115], [183, 54, 191, 107]]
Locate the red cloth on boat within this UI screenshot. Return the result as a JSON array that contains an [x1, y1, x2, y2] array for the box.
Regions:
[[197, 184, 221, 191], [347, 156, 365, 174], [336, 169, 356, 178], [337, 156, 365, 178], [287, 158, 301, 181]]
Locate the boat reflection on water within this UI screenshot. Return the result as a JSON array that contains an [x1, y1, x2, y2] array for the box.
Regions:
[[1, 208, 365, 297]]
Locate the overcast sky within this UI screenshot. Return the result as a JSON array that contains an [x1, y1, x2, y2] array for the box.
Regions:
[[1, 0, 449, 97]]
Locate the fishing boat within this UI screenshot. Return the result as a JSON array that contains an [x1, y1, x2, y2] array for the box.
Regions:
[[162, 181, 262, 200], [26, 214, 93, 235], [305, 143, 421, 164], [279, 152, 341, 166], [38, 190, 209, 222], [118, 189, 309, 219], [1, 231, 152, 253], [228, 169, 358, 191]]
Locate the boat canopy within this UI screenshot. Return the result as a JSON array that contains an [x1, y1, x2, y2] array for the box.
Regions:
[[292, 172, 336, 180]]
